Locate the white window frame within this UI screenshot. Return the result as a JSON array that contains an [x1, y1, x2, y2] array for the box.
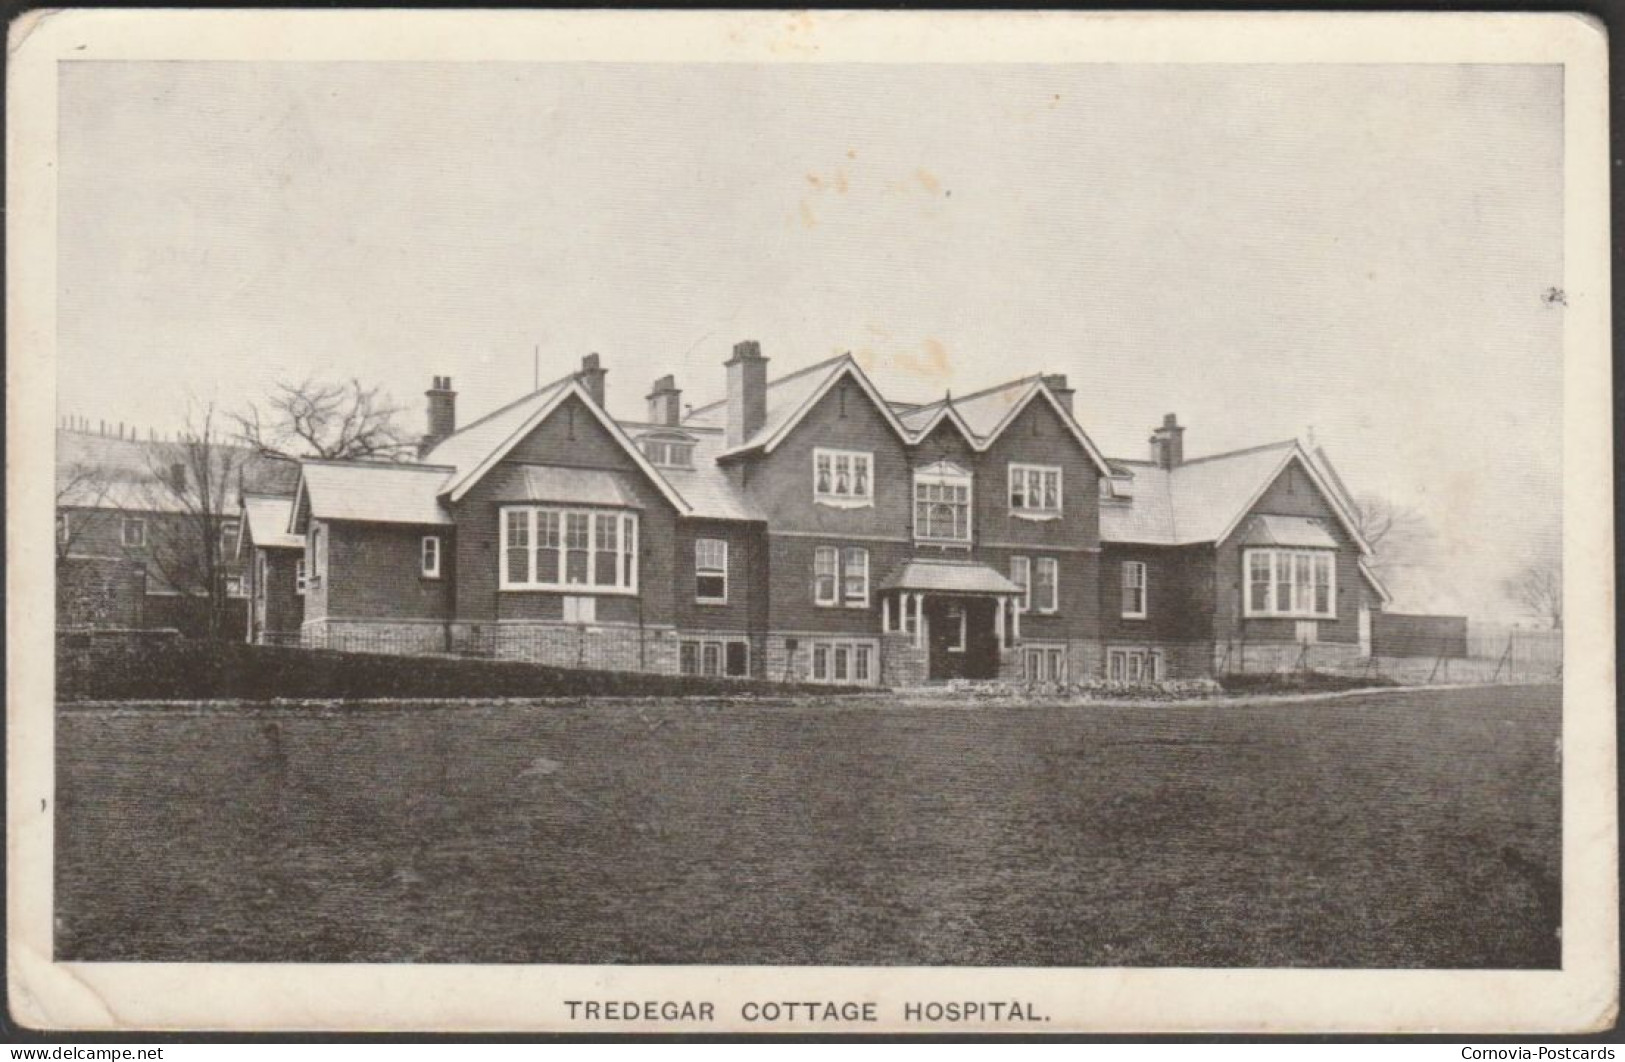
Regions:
[[1243, 548, 1337, 620], [695, 538, 728, 604], [813, 447, 874, 509], [1121, 561, 1147, 620], [121, 517, 146, 548], [679, 637, 750, 678], [421, 535, 441, 579], [57, 513, 69, 546], [814, 546, 840, 606], [1011, 556, 1032, 612], [1023, 644, 1067, 683], [220, 518, 241, 555], [1008, 463, 1063, 519], [841, 547, 869, 608], [309, 524, 326, 590], [807, 638, 879, 686], [1034, 557, 1059, 614], [1108, 648, 1164, 683], [499, 506, 639, 594], [295, 557, 307, 595], [224, 575, 246, 599], [641, 434, 695, 469], [914, 461, 973, 545]]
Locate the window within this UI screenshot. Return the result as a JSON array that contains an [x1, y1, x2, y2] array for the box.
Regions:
[[696, 538, 728, 603], [814, 546, 839, 605], [295, 557, 307, 595], [562, 596, 596, 624], [56, 513, 68, 546], [679, 637, 750, 678], [421, 535, 441, 578], [807, 639, 877, 685], [813, 448, 873, 508], [1108, 648, 1163, 683], [1034, 557, 1059, 614], [842, 547, 869, 607], [224, 575, 245, 598], [220, 518, 240, 554], [913, 461, 972, 543], [1121, 561, 1147, 619], [256, 553, 268, 597], [813, 546, 869, 608], [946, 604, 967, 653], [1024, 646, 1067, 683], [1243, 548, 1336, 619], [1011, 556, 1031, 612], [641, 436, 694, 468], [121, 517, 146, 548], [311, 525, 326, 588], [1009, 464, 1062, 517], [500, 507, 638, 592]]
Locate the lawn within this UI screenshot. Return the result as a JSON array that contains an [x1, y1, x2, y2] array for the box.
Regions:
[[54, 685, 1561, 967]]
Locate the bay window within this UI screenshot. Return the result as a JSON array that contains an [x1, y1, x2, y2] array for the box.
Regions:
[[1245, 548, 1335, 619], [500, 507, 638, 592], [1009, 464, 1062, 517], [914, 461, 972, 544]]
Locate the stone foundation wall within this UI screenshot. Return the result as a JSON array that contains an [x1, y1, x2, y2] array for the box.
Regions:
[[302, 618, 681, 674], [880, 632, 926, 688], [1214, 640, 1364, 675]]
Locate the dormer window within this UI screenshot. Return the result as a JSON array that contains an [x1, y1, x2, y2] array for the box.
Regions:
[[814, 448, 873, 508], [640, 433, 694, 468]]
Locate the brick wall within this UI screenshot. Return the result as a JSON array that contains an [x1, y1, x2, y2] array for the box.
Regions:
[[57, 555, 146, 628], [326, 521, 452, 621]]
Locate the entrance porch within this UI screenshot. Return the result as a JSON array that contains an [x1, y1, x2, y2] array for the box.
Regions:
[[878, 559, 1026, 682]]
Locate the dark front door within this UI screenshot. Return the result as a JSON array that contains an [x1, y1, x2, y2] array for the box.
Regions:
[[926, 596, 1000, 680]]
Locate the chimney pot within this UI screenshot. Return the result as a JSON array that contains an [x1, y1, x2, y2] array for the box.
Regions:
[[647, 374, 683, 427], [725, 340, 769, 448], [1150, 413, 1185, 470], [1043, 373, 1075, 416], [577, 353, 608, 408], [420, 375, 458, 457]]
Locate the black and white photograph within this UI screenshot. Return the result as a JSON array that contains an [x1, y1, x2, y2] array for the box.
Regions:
[[7, 9, 1614, 1035]]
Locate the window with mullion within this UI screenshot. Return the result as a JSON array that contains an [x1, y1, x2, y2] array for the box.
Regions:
[[501, 506, 637, 592]]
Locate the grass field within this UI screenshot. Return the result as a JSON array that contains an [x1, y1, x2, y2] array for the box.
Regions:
[[55, 685, 1561, 967]]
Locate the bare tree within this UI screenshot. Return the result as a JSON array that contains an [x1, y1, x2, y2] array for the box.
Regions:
[[232, 377, 411, 461], [1505, 565, 1562, 630], [126, 404, 249, 639], [55, 461, 115, 563]]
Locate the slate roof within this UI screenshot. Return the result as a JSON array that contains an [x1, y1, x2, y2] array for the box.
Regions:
[[241, 493, 304, 550], [1099, 441, 1300, 546], [419, 375, 573, 476], [57, 429, 299, 512], [1237, 513, 1341, 550], [298, 460, 454, 526], [484, 465, 645, 509]]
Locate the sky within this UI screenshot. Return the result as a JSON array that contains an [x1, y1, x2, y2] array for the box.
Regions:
[[57, 61, 1564, 618]]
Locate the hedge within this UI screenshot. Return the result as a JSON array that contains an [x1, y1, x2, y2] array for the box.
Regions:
[[56, 639, 864, 702]]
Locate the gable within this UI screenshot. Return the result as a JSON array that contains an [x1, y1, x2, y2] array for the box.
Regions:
[[732, 357, 913, 457], [442, 381, 690, 512], [1217, 450, 1370, 554]]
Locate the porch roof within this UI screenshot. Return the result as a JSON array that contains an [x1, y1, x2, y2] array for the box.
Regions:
[[486, 464, 644, 509], [878, 558, 1023, 596], [1236, 514, 1340, 549]]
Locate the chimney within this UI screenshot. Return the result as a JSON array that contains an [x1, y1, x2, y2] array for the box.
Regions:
[[647, 373, 683, 427], [1149, 413, 1185, 470], [421, 375, 457, 457], [577, 353, 607, 408], [725, 340, 768, 449], [1043, 373, 1074, 416]]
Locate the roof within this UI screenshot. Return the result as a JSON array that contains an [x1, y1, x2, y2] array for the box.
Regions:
[[483, 465, 645, 509], [241, 493, 304, 549], [705, 355, 915, 458], [878, 558, 1024, 596], [437, 380, 691, 512], [647, 428, 765, 522], [1237, 514, 1340, 550], [1100, 441, 1336, 547], [57, 428, 300, 513], [297, 460, 454, 526]]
